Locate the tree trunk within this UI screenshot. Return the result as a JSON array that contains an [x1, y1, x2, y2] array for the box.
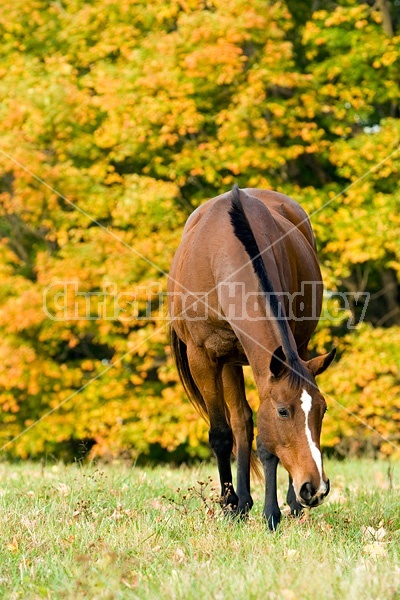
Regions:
[[376, 0, 394, 37], [378, 270, 400, 326]]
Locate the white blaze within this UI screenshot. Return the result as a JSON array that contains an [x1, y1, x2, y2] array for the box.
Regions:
[[300, 389, 324, 488]]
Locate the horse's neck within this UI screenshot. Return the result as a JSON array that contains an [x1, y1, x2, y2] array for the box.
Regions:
[[231, 315, 297, 371]]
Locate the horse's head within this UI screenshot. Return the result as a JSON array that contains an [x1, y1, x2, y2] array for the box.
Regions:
[[257, 346, 336, 508]]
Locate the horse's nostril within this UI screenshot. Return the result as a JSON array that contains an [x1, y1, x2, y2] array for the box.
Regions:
[[323, 479, 330, 497], [299, 482, 316, 502]]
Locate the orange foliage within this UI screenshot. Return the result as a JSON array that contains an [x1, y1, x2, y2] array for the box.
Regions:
[[0, 0, 399, 460]]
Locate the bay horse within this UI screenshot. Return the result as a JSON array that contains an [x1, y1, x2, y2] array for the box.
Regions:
[[168, 186, 336, 529]]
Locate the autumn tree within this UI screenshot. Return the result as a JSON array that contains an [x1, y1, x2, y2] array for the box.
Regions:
[[0, 0, 398, 460]]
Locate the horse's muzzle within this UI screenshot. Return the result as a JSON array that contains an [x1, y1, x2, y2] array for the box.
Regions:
[[298, 478, 330, 508]]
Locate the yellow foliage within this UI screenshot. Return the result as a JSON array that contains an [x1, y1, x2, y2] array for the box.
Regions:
[[0, 0, 399, 461]]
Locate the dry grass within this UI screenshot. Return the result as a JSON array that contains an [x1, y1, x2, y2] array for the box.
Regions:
[[0, 458, 399, 599]]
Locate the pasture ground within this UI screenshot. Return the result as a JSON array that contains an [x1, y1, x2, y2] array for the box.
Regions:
[[0, 458, 398, 599]]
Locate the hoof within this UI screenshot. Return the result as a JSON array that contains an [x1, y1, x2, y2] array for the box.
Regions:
[[222, 503, 238, 517], [223, 503, 246, 519], [263, 509, 281, 531], [223, 496, 253, 520], [289, 503, 303, 517], [231, 502, 253, 520], [220, 484, 239, 512], [287, 495, 303, 516]]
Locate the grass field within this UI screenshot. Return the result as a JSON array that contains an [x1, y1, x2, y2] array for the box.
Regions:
[[0, 458, 398, 599]]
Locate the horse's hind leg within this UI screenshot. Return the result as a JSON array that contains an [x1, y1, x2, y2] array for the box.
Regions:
[[222, 364, 253, 516], [186, 344, 238, 511]]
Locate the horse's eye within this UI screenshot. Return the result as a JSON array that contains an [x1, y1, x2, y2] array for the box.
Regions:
[[277, 407, 290, 419]]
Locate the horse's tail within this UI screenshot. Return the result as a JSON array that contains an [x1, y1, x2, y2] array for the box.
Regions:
[[170, 325, 209, 422], [250, 451, 264, 482]]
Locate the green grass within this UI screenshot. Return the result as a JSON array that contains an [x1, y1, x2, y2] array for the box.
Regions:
[[0, 459, 399, 599]]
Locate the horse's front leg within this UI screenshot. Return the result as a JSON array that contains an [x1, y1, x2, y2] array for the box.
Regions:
[[256, 437, 281, 530]]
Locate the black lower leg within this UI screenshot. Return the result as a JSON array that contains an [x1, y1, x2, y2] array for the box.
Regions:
[[287, 477, 303, 516], [209, 427, 238, 510], [235, 417, 254, 516], [257, 436, 281, 530]]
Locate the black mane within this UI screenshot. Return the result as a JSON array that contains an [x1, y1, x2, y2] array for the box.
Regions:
[[228, 184, 310, 389]]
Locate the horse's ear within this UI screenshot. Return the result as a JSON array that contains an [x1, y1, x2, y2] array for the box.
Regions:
[[307, 348, 337, 377], [270, 346, 287, 379]]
